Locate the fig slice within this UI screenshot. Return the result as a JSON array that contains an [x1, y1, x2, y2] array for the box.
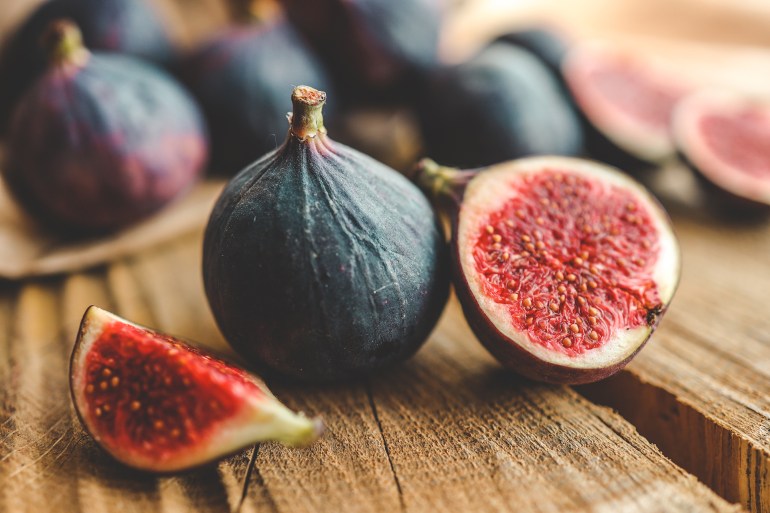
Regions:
[[416, 156, 681, 384], [562, 44, 691, 169], [672, 90, 770, 211], [70, 306, 323, 472]]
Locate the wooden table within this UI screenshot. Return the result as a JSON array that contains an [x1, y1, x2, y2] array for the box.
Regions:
[[2, 219, 766, 513], [2, 0, 770, 511]]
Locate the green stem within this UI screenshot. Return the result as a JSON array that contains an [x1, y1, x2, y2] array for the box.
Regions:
[[41, 19, 90, 66], [290, 86, 327, 141]]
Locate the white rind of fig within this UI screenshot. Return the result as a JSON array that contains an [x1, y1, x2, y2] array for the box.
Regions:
[[672, 89, 770, 206], [563, 43, 690, 164], [456, 157, 680, 379]]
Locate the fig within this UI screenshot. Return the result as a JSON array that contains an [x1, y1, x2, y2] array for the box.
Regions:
[[415, 156, 680, 384], [70, 306, 323, 473], [203, 86, 449, 382], [2, 20, 207, 235], [278, 0, 441, 100], [0, 0, 174, 133], [181, 2, 335, 172], [416, 43, 583, 169], [672, 90, 770, 215], [562, 44, 691, 171], [495, 26, 571, 82]]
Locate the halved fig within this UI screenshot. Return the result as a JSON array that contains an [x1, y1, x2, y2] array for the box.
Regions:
[[672, 90, 770, 213], [70, 306, 323, 472], [416, 156, 681, 384], [563, 44, 691, 170]]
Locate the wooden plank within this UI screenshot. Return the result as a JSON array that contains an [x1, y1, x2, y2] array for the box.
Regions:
[[0, 280, 81, 513], [366, 299, 742, 513], [580, 215, 770, 513]]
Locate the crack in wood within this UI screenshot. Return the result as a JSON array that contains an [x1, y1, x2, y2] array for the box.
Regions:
[[366, 379, 406, 513]]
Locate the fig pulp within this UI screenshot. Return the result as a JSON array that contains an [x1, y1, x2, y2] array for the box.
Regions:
[[181, 6, 335, 172], [0, 0, 174, 133], [278, 0, 441, 100], [416, 156, 680, 384], [417, 43, 583, 169], [562, 44, 691, 171], [70, 306, 323, 472], [672, 90, 770, 215], [203, 86, 449, 382], [2, 20, 207, 234]]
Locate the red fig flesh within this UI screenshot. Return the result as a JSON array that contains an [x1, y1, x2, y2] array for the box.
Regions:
[[672, 90, 770, 210], [417, 156, 680, 384], [563, 44, 690, 167], [70, 306, 322, 472]]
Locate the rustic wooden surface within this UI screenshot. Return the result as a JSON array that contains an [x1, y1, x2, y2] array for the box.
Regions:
[[2, 0, 770, 511], [0, 229, 745, 513]]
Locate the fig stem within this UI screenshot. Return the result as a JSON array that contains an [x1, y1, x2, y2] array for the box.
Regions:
[[41, 19, 90, 66], [289, 86, 327, 141], [229, 0, 280, 23], [415, 159, 465, 202]]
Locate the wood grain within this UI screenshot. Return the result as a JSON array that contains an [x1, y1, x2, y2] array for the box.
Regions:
[[0, 232, 743, 512], [580, 215, 770, 513]]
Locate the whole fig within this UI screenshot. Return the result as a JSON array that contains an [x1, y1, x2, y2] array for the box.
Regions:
[[417, 43, 583, 169], [2, 20, 207, 234], [203, 86, 449, 382], [279, 0, 442, 101], [0, 0, 175, 133], [181, 3, 335, 172]]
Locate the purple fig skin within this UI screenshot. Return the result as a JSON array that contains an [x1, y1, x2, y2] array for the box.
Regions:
[[415, 158, 679, 385], [0, 0, 175, 134], [278, 0, 442, 102], [180, 17, 335, 173], [3, 22, 207, 235]]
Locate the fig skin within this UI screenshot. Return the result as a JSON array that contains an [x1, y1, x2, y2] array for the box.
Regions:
[[416, 43, 583, 169], [180, 16, 335, 172], [203, 86, 449, 383], [0, 0, 175, 134], [3, 21, 207, 235], [495, 26, 571, 83], [415, 157, 681, 385], [278, 0, 442, 102]]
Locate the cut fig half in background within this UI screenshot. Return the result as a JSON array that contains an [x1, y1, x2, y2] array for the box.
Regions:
[[672, 90, 770, 215], [416, 156, 681, 384], [70, 306, 323, 473], [563, 44, 692, 171]]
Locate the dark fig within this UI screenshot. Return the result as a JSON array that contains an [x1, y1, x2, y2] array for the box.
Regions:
[[415, 156, 680, 384], [495, 25, 572, 82], [203, 86, 449, 382], [0, 0, 175, 133], [71, 306, 323, 472], [2, 20, 207, 234], [416, 43, 583, 169], [180, 2, 335, 172], [672, 90, 770, 216], [278, 0, 442, 100], [562, 44, 691, 171]]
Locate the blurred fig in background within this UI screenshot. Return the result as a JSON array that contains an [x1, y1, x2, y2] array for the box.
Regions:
[[180, 0, 335, 172], [279, 0, 442, 102], [495, 25, 572, 83], [0, 0, 175, 134], [2, 20, 207, 235], [562, 44, 692, 173], [672, 90, 770, 218], [416, 43, 583, 169]]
